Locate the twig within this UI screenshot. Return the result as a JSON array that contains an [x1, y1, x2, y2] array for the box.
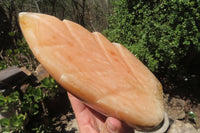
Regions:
[[33, 0, 40, 13]]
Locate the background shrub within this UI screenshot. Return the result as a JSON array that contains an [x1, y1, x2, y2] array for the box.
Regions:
[[104, 0, 200, 78]]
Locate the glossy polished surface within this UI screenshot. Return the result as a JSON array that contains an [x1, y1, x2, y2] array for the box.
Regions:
[[19, 12, 164, 130]]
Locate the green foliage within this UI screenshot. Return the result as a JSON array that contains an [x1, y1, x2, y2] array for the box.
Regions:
[[0, 91, 19, 113], [40, 77, 58, 89], [0, 91, 25, 132], [0, 37, 38, 70], [188, 111, 197, 121], [0, 114, 26, 132], [40, 77, 58, 98], [104, 0, 200, 75], [21, 86, 43, 116], [0, 77, 58, 132]]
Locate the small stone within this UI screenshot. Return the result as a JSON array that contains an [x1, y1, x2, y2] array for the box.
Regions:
[[34, 64, 49, 82], [167, 120, 197, 133], [60, 115, 67, 121], [167, 98, 186, 120], [20, 67, 32, 76], [172, 98, 185, 107], [177, 111, 186, 120], [20, 83, 29, 93], [65, 119, 79, 133], [168, 109, 186, 120]]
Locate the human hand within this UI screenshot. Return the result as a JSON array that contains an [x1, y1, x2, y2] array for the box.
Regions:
[[68, 93, 134, 133]]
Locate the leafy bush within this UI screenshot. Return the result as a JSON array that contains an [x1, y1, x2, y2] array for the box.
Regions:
[[0, 35, 38, 70], [104, 0, 200, 76], [0, 77, 58, 133]]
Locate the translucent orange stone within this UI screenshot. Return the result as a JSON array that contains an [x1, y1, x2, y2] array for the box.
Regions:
[[19, 12, 164, 131]]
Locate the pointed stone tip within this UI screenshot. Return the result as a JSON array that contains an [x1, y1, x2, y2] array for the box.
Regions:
[[19, 12, 28, 18], [19, 12, 41, 20], [18, 12, 41, 25]]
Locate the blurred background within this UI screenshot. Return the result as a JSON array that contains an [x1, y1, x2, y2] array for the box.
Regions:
[[0, 0, 200, 132]]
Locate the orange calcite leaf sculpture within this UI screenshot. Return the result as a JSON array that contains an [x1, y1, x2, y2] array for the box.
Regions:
[[19, 12, 164, 131]]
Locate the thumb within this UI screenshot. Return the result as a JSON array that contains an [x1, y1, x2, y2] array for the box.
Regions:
[[105, 117, 122, 133]]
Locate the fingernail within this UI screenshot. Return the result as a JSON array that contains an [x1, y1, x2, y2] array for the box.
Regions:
[[107, 121, 117, 132]]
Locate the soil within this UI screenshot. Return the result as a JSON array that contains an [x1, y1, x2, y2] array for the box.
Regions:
[[162, 75, 200, 131]]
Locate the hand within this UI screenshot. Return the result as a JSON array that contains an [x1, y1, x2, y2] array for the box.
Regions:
[[68, 93, 134, 133]]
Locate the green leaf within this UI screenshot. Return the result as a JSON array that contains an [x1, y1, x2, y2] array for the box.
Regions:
[[2, 131, 10, 133], [5, 49, 12, 57], [10, 115, 25, 128], [188, 111, 197, 120], [34, 103, 39, 109], [8, 31, 15, 37], [0, 118, 10, 126], [0, 94, 6, 103]]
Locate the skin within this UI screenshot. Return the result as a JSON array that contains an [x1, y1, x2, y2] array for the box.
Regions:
[[68, 93, 134, 133]]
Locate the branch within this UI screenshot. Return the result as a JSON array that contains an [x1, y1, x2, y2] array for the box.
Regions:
[[33, 0, 40, 13]]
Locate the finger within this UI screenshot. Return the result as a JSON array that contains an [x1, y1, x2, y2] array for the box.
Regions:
[[68, 92, 106, 121], [68, 93, 97, 132], [67, 92, 86, 114], [105, 117, 134, 133], [105, 117, 122, 133]]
